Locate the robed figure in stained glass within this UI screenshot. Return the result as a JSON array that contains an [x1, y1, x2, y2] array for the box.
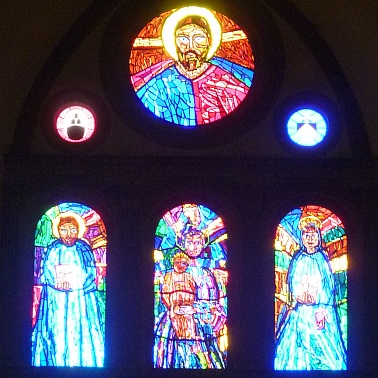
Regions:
[[32, 209, 105, 367], [154, 204, 228, 369], [161, 252, 197, 340], [274, 211, 347, 370], [130, 6, 254, 126]]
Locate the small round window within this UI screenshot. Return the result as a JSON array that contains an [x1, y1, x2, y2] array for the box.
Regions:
[[56, 105, 96, 143], [287, 108, 327, 147]]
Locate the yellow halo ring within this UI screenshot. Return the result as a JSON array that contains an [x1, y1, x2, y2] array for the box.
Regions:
[[52, 211, 86, 239], [161, 6, 222, 62], [298, 215, 322, 231]]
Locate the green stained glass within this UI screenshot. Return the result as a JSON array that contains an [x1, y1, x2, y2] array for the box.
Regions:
[[154, 203, 228, 369], [31, 202, 107, 367], [274, 205, 347, 371]]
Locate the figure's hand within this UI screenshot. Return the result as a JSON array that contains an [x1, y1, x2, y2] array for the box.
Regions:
[[56, 280, 72, 290], [296, 292, 315, 305], [315, 309, 328, 330], [173, 305, 195, 315]]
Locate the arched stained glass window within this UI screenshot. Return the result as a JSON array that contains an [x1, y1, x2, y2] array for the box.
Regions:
[[274, 205, 347, 370], [153, 203, 228, 368], [31, 202, 107, 367], [130, 6, 254, 127]]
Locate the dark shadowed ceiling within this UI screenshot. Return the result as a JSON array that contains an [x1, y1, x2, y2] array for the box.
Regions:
[[0, 1, 377, 168]]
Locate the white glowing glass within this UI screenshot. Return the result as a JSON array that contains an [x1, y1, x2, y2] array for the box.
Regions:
[[56, 106, 95, 143], [287, 108, 327, 147]]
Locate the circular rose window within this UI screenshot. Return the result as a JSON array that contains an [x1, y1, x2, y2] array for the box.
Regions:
[[56, 105, 96, 143], [287, 108, 327, 147], [129, 6, 254, 127]]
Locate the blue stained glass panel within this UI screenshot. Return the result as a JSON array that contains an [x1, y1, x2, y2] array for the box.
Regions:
[[274, 205, 347, 371], [154, 203, 228, 369], [130, 7, 255, 127], [31, 202, 107, 367], [287, 108, 327, 147]]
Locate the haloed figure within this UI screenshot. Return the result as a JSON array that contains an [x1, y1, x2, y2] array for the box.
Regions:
[[184, 228, 206, 257], [275, 217, 346, 370], [131, 7, 254, 126], [154, 227, 227, 369], [32, 213, 104, 367], [175, 18, 211, 78]]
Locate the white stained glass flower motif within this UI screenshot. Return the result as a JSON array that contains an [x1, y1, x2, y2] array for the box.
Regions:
[[287, 108, 327, 147], [56, 106, 95, 143]]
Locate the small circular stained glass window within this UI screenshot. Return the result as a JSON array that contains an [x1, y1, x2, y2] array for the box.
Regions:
[[129, 6, 255, 127], [56, 105, 95, 143], [287, 108, 327, 147]]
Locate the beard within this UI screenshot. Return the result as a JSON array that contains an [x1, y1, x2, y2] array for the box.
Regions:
[[178, 50, 207, 71], [61, 237, 77, 246]]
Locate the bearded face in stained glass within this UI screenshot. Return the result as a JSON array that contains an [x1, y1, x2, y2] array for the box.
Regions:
[[175, 21, 210, 73], [31, 203, 107, 367], [130, 6, 255, 127]]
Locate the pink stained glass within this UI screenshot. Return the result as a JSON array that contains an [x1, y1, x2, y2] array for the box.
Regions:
[[129, 7, 255, 127], [55, 105, 95, 143]]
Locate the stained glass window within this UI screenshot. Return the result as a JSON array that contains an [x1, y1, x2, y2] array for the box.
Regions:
[[154, 203, 228, 368], [56, 105, 96, 142], [130, 6, 254, 127], [32, 202, 107, 367], [287, 108, 327, 146], [274, 205, 347, 370]]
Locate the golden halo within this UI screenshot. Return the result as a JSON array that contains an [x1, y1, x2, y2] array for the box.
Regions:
[[298, 215, 322, 231], [161, 6, 222, 62], [52, 211, 86, 239]]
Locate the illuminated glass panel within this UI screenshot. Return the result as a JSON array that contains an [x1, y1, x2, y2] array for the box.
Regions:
[[56, 105, 95, 142], [274, 205, 347, 370], [32, 202, 107, 367], [154, 203, 228, 368], [130, 6, 254, 127], [287, 108, 327, 146]]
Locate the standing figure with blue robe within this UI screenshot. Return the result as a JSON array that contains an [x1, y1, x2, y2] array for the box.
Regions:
[[154, 226, 227, 369], [275, 216, 347, 370], [32, 212, 104, 367]]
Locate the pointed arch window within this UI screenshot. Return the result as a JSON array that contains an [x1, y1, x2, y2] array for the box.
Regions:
[[274, 205, 347, 370], [31, 202, 107, 367], [153, 203, 228, 368]]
